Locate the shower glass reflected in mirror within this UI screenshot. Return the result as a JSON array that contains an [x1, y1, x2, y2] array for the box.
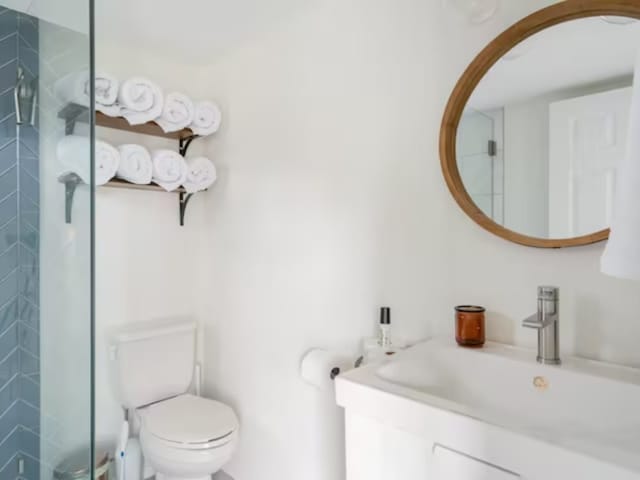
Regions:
[[457, 16, 640, 239]]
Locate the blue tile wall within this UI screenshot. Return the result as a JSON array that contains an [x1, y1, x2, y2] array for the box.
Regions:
[[0, 8, 39, 480]]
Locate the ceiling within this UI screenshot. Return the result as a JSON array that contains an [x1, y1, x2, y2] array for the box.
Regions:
[[468, 17, 640, 111], [95, 0, 309, 63]]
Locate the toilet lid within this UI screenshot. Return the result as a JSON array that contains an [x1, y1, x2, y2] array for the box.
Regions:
[[143, 394, 238, 444]]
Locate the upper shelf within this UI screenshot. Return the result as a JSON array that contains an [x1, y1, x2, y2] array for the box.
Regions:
[[57, 103, 198, 141]]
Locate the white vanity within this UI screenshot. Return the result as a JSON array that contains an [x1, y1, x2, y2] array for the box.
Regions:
[[336, 338, 640, 480]]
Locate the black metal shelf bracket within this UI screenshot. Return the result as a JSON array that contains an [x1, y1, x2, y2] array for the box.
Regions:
[[61, 173, 83, 223], [179, 135, 197, 156], [179, 192, 194, 226]]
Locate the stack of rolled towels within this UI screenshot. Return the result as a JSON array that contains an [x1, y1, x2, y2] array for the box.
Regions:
[[57, 135, 217, 193], [54, 72, 222, 136]]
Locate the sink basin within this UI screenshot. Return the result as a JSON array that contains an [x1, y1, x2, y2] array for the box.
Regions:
[[336, 338, 640, 478]]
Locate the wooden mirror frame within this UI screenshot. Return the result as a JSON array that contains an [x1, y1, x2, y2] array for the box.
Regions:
[[440, 0, 640, 248]]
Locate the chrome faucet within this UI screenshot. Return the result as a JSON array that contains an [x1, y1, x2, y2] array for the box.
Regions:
[[522, 286, 560, 365]]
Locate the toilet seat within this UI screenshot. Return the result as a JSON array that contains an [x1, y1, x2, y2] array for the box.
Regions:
[[141, 394, 238, 450]]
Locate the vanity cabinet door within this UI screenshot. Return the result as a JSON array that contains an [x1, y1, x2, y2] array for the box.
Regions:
[[432, 444, 520, 480]]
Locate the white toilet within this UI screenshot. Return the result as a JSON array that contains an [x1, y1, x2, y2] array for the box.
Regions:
[[111, 319, 239, 480]]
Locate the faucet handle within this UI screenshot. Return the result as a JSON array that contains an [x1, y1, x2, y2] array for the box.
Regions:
[[522, 312, 543, 329]]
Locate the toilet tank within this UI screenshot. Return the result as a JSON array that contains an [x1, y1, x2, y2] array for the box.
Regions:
[[110, 318, 197, 408]]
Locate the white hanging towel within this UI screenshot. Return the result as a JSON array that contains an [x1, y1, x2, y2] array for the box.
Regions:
[[183, 157, 217, 193], [189, 101, 222, 136], [156, 92, 194, 133], [151, 149, 188, 192], [116, 144, 153, 185], [118, 77, 164, 125], [601, 48, 640, 280], [57, 135, 119, 186], [54, 71, 121, 116]]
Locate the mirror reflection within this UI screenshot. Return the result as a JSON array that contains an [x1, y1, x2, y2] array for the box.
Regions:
[[457, 17, 640, 239]]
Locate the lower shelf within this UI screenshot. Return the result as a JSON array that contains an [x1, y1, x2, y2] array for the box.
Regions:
[[59, 173, 197, 226]]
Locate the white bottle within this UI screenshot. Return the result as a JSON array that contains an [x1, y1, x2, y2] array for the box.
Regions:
[[378, 307, 392, 350]]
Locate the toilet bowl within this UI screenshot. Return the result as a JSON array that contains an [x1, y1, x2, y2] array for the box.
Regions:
[[110, 319, 240, 480], [138, 394, 239, 480]]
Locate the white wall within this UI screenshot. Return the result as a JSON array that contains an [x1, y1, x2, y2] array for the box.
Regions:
[[95, 1, 640, 480], [93, 44, 210, 443]]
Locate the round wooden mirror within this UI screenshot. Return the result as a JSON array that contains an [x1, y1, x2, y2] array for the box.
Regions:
[[440, 0, 640, 248]]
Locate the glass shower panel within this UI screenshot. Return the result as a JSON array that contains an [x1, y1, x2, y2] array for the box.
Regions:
[[457, 109, 503, 224], [0, 2, 94, 480]]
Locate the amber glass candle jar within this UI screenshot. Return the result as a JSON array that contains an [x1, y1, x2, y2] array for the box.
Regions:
[[455, 305, 485, 347]]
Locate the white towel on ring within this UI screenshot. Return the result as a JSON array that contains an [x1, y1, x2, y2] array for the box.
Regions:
[[118, 77, 164, 125], [189, 101, 222, 136], [116, 144, 152, 185], [601, 47, 640, 279], [54, 71, 121, 116], [57, 135, 119, 186], [156, 92, 194, 133], [183, 157, 217, 193], [151, 149, 188, 192]]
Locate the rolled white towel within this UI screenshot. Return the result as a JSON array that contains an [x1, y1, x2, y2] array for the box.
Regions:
[[189, 101, 222, 136], [116, 144, 152, 185], [118, 77, 164, 125], [183, 157, 217, 193], [57, 135, 119, 186], [54, 71, 121, 116], [156, 92, 194, 133], [151, 149, 188, 192]]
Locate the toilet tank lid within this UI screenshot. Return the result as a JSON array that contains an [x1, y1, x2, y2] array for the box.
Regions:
[[111, 318, 197, 344]]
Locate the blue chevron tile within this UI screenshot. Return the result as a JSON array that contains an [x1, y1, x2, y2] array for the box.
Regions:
[[0, 321, 17, 358], [18, 243, 35, 270], [18, 376, 36, 408], [19, 154, 36, 182], [18, 36, 37, 78], [19, 168, 38, 206], [0, 429, 18, 474], [0, 10, 17, 43], [17, 13, 37, 51], [0, 244, 17, 279], [18, 125, 37, 158], [0, 30, 16, 63], [0, 298, 17, 336], [18, 298, 36, 330], [0, 348, 18, 388], [19, 193, 37, 230], [0, 59, 16, 95], [19, 223, 37, 253], [0, 374, 17, 413], [0, 140, 17, 174], [0, 269, 17, 308], [0, 165, 16, 198], [18, 349, 36, 377], [0, 217, 16, 252], [18, 400, 37, 433], [0, 399, 18, 438], [17, 323, 36, 358], [17, 451, 39, 480], [18, 267, 37, 306], [0, 192, 16, 227], [18, 427, 37, 460]]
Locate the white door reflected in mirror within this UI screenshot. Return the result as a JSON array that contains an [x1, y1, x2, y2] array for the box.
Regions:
[[456, 16, 640, 240]]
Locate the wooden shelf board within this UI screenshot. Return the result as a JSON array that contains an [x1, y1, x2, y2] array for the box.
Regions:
[[58, 103, 197, 141], [58, 173, 187, 194]]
